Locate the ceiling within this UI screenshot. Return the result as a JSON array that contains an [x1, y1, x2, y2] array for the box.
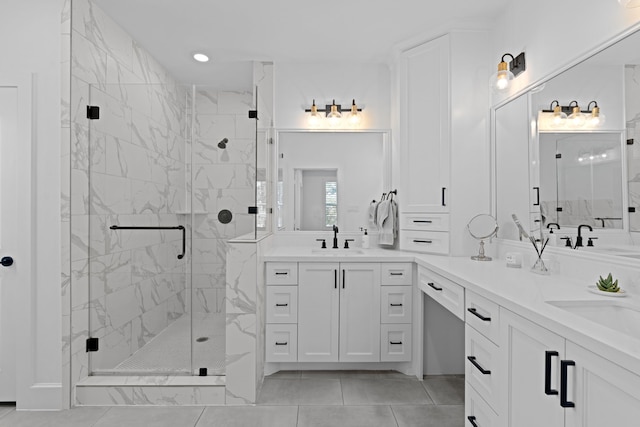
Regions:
[[94, 0, 508, 88]]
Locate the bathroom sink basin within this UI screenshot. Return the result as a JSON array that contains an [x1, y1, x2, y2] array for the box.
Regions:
[[311, 249, 365, 255], [546, 300, 640, 339]]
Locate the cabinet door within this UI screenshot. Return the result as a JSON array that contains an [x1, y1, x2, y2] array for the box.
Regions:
[[565, 341, 640, 427], [339, 263, 381, 362], [500, 309, 565, 427], [399, 35, 450, 213], [298, 263, 339, 362]]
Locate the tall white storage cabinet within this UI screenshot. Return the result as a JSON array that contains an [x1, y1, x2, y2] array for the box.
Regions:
[[397, 32, 490, 255]]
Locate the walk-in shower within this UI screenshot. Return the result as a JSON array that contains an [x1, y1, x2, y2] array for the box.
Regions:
[[72, 82, 264, 378]]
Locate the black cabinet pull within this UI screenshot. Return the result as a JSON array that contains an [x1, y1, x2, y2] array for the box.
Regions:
[[427, 282, 442, 291], [545, 351, 559, 395], [390, 303, 403, 307], [275, 272, 288, 275], [533, 186, 540, 206], [467, 416, 479, 427], [467, 307, 491, 322], [413, 220, 433, 223], [467, 356, 491, 375], [442, 187, 447, 206], [342, 269, 345, 289], [390, 341, 403, 345], [275, 342, 288, 346], [1, 256, 14, 267], [413, 239, 433, 244], [334, 269, 337, 289], [390, 272, 404, 276], [275, 303, 288, 307], [560, 360, 575, 408]]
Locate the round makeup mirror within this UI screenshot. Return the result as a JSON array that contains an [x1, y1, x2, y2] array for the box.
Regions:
[[467, 214, 499, 261]]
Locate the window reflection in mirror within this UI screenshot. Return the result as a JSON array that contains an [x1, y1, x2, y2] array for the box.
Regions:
[[538, 132, 624, 229], [276, 131, 387, 232]]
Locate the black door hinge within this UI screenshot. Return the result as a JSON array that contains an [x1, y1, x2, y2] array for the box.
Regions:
[[556, 207, 563, 212], [86, 105, 100, 120], [248, 206, 258, 214], [630, 207, 636, 213], [199, 368, 208, 377], [627, 139, 634, 145], [86, 337, 99, 352], [248, 110, 258, 119], [555, 153, 562, 159]]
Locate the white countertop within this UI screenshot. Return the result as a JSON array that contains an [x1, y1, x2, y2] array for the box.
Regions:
[[264, 247, 640, 377]]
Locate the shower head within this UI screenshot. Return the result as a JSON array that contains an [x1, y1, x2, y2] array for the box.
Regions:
[[217, 138, 229, 149]]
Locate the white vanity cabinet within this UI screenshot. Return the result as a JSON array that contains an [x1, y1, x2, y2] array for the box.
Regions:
[[298, 262, 381, 363], [265, 263, 299, 363], [499, 308, 640, 427], [380, 263, 413, 362]]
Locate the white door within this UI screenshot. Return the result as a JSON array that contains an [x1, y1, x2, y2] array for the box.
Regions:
[[339, 263, 380, 362], [298, 262, 339, 362], [500, 308, 565, 427], [0, 85, 19, 400], [565, 341, 640, 427]]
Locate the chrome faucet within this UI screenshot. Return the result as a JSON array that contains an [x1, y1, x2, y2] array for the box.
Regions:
[[574, 224, 593, 248], [332, 225, 339, 249]]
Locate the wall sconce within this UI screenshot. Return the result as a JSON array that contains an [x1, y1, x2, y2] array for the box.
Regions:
[[541, 100, 604, 129], [304, 99, 363, 127], [490, 52, 526, 92], [619, 0, 640, 7]]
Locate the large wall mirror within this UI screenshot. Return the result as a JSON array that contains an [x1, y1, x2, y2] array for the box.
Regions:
[[275, 130, 390, 232], [494, 28, 640, 256]]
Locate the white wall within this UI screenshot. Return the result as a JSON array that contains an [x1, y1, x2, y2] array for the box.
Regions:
[[0, 0, 63, 410], [274, 62, 391, 130], [491, 0, 640, 105]]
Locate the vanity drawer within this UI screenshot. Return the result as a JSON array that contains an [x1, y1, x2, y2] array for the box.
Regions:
[[380, 324, 412, 362], [380, 286, 412, 323], [400, 230, 449, 255], [418, 267, 464, 320], [400, 213, 449, 231], [466, 382, 499, 426], [266, 286, 298, 324], [466, 290, 500, 345], [266, 324, 298, 362], [266, 262, 298, 285], [381, 263, 413, 285], [466, 324, 500, 410]]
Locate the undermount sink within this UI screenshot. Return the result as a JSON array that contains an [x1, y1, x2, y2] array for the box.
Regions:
[[311, 248, 365, 255], [546, 300, 640, 339]]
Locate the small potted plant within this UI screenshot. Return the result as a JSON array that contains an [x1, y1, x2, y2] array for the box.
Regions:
[[597, 273, 621, 293]]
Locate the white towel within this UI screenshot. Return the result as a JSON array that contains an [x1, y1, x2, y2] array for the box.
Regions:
[[368, 200, 378, 225], [378, 199, 397, 246]]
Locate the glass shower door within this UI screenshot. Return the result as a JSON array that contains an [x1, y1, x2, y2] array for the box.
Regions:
[[86, 83, 193, 375]]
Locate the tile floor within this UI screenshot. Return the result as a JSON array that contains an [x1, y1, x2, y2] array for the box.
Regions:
[[0, 372, 464, 427]]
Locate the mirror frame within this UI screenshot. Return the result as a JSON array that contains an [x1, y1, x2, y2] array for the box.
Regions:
[[490, 21, 640, 251], [272, 128, 392, 234]]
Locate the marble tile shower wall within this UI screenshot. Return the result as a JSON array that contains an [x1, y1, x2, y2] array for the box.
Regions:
[[68, 0, 189, 394], [192, 88, 256, 315]]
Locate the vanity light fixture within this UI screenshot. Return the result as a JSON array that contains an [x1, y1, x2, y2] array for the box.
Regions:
[[490, 52, 526, 92], [619, 0, 640, 7], [567, 101, 587, 127], [586, 101, 606, 126], [304, 99, 363, 127], [548, 100, 567, 128]]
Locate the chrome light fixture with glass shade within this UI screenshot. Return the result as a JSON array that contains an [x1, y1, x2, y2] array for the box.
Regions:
[[490, 52, 526, 92]]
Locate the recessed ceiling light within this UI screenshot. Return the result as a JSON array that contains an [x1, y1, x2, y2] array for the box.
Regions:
[[193, 53, 209, 63]]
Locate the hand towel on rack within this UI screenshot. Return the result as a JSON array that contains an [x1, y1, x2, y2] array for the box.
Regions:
[[368, 200, 378, 225], [378, 198, 397, 246]]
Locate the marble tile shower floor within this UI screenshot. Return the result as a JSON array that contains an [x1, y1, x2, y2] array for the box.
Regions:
[[101, 313, 225, 375]]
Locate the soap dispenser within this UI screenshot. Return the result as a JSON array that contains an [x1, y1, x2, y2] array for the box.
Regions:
[[361, 228, 370, 249]]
